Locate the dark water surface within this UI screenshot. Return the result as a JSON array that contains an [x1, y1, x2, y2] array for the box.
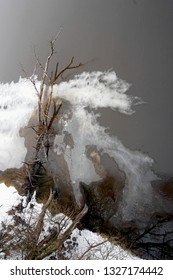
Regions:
[[0, 0, 173, 175]]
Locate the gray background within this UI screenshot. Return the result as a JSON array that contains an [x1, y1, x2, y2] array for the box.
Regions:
[[0, 0, 172, 175]]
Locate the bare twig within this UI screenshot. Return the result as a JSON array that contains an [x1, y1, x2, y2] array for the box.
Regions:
[[52, 56, 82, 84], [34, 204, 88, 260], [78, 239, 107, 260], [34, 188, 53, 244]]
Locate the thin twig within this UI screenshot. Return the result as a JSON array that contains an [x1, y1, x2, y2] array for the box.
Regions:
[[33, 188, 53, 244], [52, 56, 82, 84]]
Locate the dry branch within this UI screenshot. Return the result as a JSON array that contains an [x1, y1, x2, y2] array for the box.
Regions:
[[52, 56, 82, 84], [33, 188, 53, 244], [34, 204, 88, 260], [78, 239, 107, 260]]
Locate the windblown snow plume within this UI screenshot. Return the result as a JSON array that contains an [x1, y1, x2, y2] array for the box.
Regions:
[[56, 71, 137, 112]]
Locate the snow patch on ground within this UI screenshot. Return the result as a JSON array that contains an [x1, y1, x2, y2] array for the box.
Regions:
[[0, 183, 20, 223], [0, 184, 139, 260]]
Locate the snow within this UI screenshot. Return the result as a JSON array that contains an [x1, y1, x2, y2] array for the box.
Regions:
[[0, 183, 139, 260], [0, 78, 38, 170], [0, 183, 20, 224]]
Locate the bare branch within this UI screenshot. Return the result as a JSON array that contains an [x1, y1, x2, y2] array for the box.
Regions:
[[47, 101, 62, 130], [33, 46, 51, 84], [33, 188, 53, 244], [52, 56, 82, 84], [34, 204, 88, 260], [78, 240, 107, 260]]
